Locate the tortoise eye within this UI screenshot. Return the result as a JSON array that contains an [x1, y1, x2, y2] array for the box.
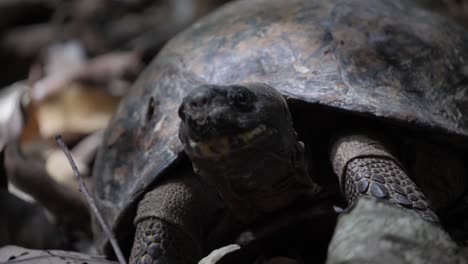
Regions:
[[228, 87, 255, 111], [234, 91, 248, 104]]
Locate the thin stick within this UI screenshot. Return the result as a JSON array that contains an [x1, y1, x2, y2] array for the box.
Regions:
[[56, 135, 127, 264]]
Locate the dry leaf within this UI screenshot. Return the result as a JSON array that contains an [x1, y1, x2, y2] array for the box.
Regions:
[[0, 82, 26, 150], [31, 41, 86, 102], [199, 244, 241, 264], [36, 83, 120, 138]]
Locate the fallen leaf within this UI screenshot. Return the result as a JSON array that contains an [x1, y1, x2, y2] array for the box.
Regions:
[[31, 41, 86, 102], [0, 82, 26, 150], [36, 83, 120, 138], [198, 244, 241, 264]]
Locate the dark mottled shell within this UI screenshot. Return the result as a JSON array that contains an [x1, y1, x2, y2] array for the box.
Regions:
[[93, 0, 468, 249]]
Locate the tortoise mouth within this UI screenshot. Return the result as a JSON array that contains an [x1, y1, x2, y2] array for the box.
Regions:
[[187, 124, 274, 158]]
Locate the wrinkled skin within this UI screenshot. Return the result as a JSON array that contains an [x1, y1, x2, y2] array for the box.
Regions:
[[178, 83, 320, 223], [172, 83, 442, 263]]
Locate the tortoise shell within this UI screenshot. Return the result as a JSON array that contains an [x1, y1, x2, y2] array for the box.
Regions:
[[93, 0, 468, 253]]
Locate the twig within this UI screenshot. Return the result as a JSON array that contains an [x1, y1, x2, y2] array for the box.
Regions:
[[55, 135, 127, 264]]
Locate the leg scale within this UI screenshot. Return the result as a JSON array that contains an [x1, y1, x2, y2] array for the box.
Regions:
[[344, 157, 439, 223], [130, 218, 199, 264]]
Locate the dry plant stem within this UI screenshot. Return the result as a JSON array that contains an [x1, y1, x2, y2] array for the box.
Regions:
[[56, 135, 127, 264]]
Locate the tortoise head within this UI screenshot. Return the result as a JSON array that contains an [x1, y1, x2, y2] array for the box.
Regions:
[[178, 83, 316, 222]]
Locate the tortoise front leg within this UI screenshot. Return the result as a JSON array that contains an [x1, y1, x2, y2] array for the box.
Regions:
[[129, 166, 225, 264], [330, 133, 439, 223], [130, 217, 199, 264]]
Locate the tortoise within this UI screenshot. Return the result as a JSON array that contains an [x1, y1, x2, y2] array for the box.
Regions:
[[92, 0, 468, 263]]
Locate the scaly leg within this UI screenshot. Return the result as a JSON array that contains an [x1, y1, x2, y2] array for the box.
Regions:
[[330, 133, 439, 223], [130, 217, 199, 264], [129, 165, 225, 264]]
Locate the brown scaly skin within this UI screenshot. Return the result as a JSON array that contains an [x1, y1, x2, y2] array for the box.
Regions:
[[343, 157, 438, 222], [178, 84, 321, 223], [330, 134, 439, 223], [130, 217, 199, 264], [179, 83, 438, 227], [179, 83, 439, 226], [123, 83, 438, 263], [127, 83, 451, 263], [129, 84, 321, 263], [129, 165, 229, 264]]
